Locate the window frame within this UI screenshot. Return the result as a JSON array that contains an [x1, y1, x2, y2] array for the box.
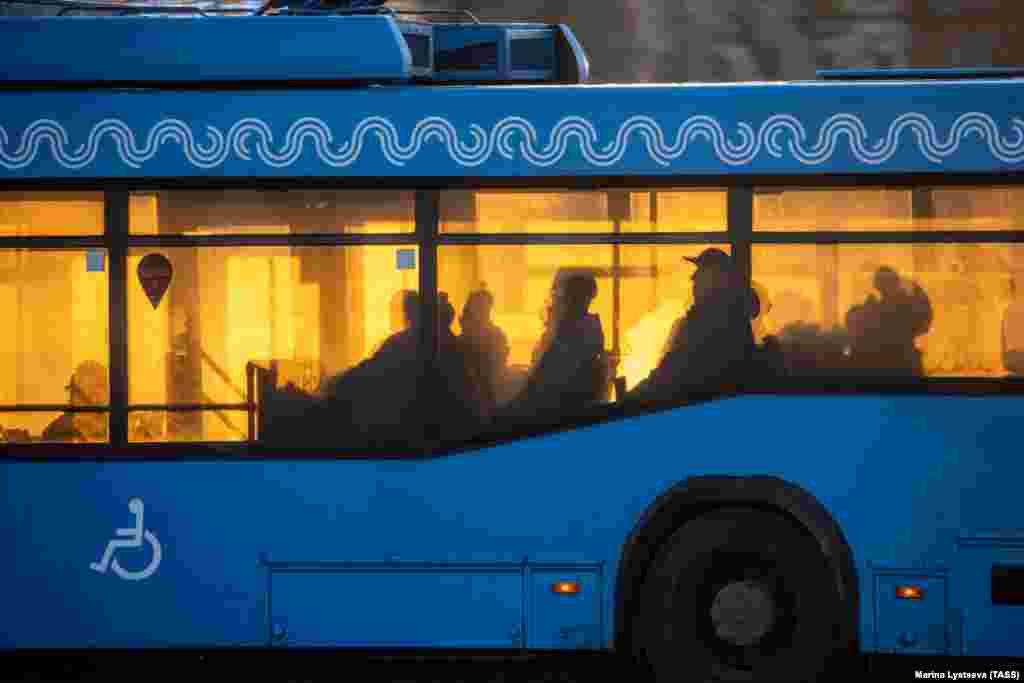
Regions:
[[2, 173, 1023, 460]]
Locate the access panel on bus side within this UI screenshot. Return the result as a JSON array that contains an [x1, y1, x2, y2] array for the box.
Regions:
[[269, 567, 524, 648]]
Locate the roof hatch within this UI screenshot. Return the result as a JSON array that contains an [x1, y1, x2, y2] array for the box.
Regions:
[[0, 0, 590, 86]]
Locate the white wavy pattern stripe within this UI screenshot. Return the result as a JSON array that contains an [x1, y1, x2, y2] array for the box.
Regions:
[[2, 112, 1024, 170]]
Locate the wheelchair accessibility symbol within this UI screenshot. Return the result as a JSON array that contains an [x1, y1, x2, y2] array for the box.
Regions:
[[90, 498, 162, 581]]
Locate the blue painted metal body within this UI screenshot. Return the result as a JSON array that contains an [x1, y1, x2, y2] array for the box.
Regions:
[[1, 80, 1023, 178], [0, 24, 1022, 653], [0, 16, 415, 83], [0, 16, 582, 85], [2, 396, 1023, 653]]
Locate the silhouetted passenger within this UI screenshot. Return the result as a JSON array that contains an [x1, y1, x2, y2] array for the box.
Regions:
[[505, 270, 606, 417], [320, 290, 487, 446], [458, 285, 511, 409], [322, 290, 423, 445], [845, 267, 932, 376], [777, 321, 850, 377], [43, 361, 109, 442], [629, 248, 755, 401], [1003, 276, 1024, 375], [435, 291, 492, 439], [749, 282, 785, 380]]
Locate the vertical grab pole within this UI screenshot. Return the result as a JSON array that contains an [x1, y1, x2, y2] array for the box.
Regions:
[[649, 191, 659, 301], [416, 189, 440, 451], [106, 191, 130, 448], [608, 191, 630, 396], [729, 186, 754, 289]]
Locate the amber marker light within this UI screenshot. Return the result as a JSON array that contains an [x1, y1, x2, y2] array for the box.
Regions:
[[895, 585, 925, 600], [552, 581, 580, 595]]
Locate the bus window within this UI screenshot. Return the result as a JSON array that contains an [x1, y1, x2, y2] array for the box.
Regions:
[[0, 191, 104, 236], [440, 188, 727, 233], [436, 243, 730, 437], [0, 249, 110, 443], [127, 246, 420, 446], [754, 186, 1024, 231], [129, 190, 415, 235], [752, 244, 1024, 378]]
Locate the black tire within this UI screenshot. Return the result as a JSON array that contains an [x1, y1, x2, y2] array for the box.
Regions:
[[633, 506, 845, 683]]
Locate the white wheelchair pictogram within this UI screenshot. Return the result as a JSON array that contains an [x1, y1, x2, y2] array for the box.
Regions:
[[90, 497, 162, 581]]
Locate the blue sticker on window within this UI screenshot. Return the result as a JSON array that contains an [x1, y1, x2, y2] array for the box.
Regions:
[[396, 249, 416, 270], [86, 250, 105, 272]]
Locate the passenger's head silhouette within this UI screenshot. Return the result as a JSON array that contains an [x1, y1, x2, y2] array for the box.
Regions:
[[67, 361, 109, 406], [547, 269, 599, 324], [685, 248, 737, 305], [873, 266, 903, 299], [562, 273, 598, 317], [461, 285, 495, 332]]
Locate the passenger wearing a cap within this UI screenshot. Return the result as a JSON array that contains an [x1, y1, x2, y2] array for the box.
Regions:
[[629, 248, 755, 401]]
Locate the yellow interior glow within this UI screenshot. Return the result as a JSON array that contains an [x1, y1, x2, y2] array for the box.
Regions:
[[4, 189, 1022, 443], [0, 191, 103, 236]]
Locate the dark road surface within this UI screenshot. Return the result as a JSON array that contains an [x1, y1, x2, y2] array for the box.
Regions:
[[2, 652, 642, 683], [6, 652, 1021, 682]]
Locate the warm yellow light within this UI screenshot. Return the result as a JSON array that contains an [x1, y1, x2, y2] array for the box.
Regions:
[[896, 585, 924, 600], [552, 580, 580, 595]]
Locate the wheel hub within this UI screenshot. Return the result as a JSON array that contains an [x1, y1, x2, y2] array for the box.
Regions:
[[709, 579, 776, 647]]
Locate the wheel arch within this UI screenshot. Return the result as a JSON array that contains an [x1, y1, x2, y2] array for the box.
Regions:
[[612, 475, 860, 656]]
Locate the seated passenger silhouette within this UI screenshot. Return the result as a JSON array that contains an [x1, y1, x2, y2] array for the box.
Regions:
[[749, 282, 786, 380], [435, 292, 492, 438], [458, 285, 511, 408], [845, 266, 932, 376], [323, 289, 423, 444], [1003, 276, 1024, 376], [504, 270, 605, 418], [777, 321, 850, 377], [629, 248, 755, 402], [43, 361, 109, 442], [321, 290, 487, 446]]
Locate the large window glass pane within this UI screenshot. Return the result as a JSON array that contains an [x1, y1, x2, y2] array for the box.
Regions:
[[752, 244, 1024, 377], [0, 250, 109, 442], [0, 191, 104, 236], [130, 190, 415, 235], [434, 243, 735, 440], [127, 246, 420, 445], [754, 186, 1024, 231], [440, 189, 726, 233]]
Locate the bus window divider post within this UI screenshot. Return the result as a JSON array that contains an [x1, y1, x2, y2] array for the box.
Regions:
[[416, 189, 440, 452], [728, 185, 754, 289], [106, 190, 130, 449]]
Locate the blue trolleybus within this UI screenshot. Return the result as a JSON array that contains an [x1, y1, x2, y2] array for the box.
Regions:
[[1, 2, 1023, 681]]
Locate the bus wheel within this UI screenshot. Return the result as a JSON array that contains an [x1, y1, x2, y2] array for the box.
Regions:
[[634, 507, 843, 683]]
